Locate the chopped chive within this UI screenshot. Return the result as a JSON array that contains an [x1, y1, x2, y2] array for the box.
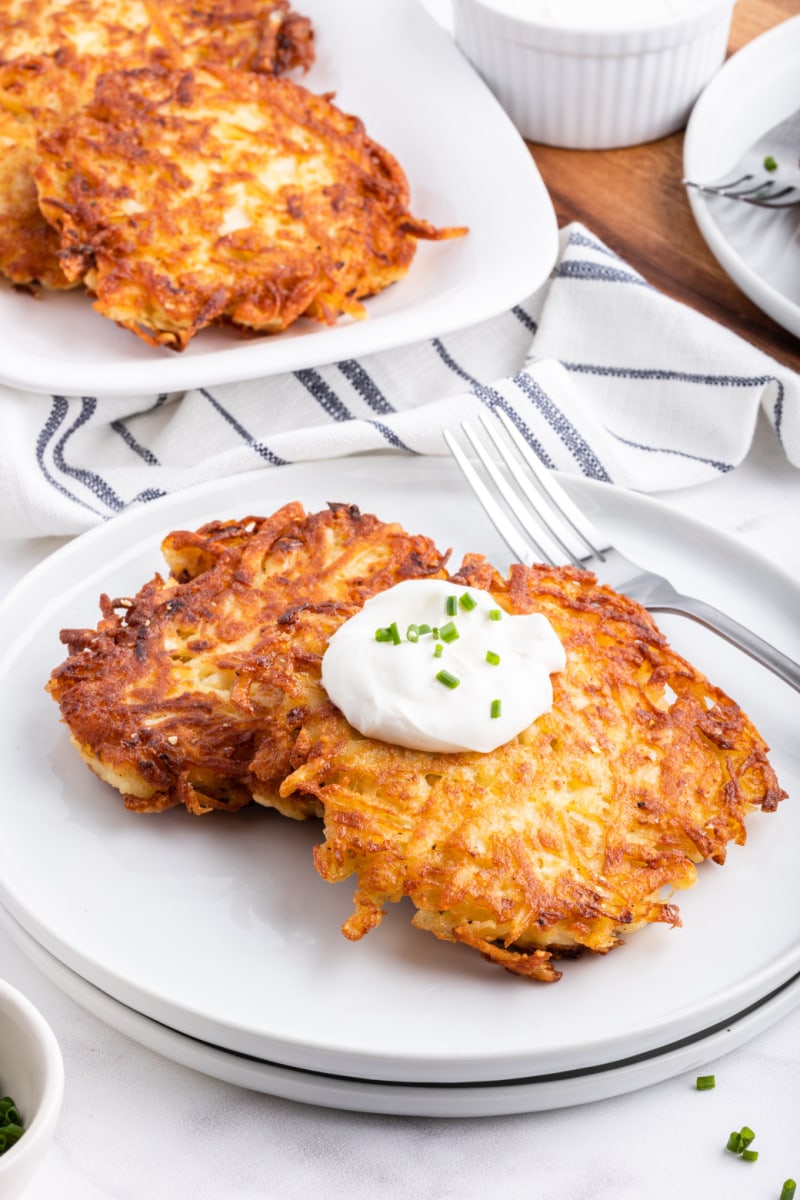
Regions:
[[0, 1094, 24, 1158], [406, 624, 420, 643], [485, 650, 501, 666], [740, 1127, 756, 1149], [726, 1132, 743, 1154], [781, 1181, 797, 1200], [375, 627, 392, 642], [431, 626, 440, 639], [764, 154, 778, 172], [489, 608, 502, 621], [445, 595, 458, 616], [417, 623, 431, 635], [459, 592, 478, 611], [741, 1149, 758, 1163], [490, 699, 502, 719], [695, 1074, 715, 1091], [436, 669, 460, 689], [439, 620, 459, 643], [434, 644, 443, 658], [388, 621, 401, 645]]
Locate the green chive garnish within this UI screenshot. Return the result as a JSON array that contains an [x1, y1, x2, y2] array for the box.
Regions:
[[695, 1075, 715, 1091], [741, 1150, 758, 1163], [0, 1095, 24, 1158], [375, 627, 392, 642], [485, 650, 500, 666], [490, 699, 502, 719], [781, 1181, 797, 1200], [764, 154, 778, 172], [439, 620, 459, 643], [489, 608, 502, 621], [406, 624, 420, 643], [459, 592, 478, 611], [434, 644, 443, 658], [740, 1127, 756, 1149], [436, 669, 460, 689], [388, 621, 401, 645], [727, 1132, 744, 1154], [431, 626, 440, 639], [445, 595, 458, 616], [417, 623, 431, 636]]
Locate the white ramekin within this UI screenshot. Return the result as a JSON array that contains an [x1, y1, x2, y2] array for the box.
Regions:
[[452, 0, 737, 149], [0, 978, 64, 1200]]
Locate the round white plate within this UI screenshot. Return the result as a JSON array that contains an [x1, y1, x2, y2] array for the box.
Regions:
[[683, 16, 800, 337], [0, 0, 556, 399], [4, 907, 800, 1119], [0, 457, 797, 1085]]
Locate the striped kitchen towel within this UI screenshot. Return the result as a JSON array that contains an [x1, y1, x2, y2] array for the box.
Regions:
[[1, 222, 798, 539]]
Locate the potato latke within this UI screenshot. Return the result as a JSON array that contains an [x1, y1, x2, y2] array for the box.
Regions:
[[0, 53, 90, 289], [281, 552, 786, 981], [48, 505, 785, 982], [47, 503, 448, 816], [0, 0, 314, 290], [34, 63, 464, 349], [0, 0, 314, 76]]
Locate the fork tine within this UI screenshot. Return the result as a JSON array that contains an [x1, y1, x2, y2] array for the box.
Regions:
[[684, 178, 800, 206], [462, 420, 580, 566], [442, 428, 540, 565], [446, 414, 597, 570], [469, 414, 585, 568], [486, 410, 608, 561]]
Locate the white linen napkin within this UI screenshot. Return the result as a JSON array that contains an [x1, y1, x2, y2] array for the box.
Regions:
[[1, 222, 797, 540]]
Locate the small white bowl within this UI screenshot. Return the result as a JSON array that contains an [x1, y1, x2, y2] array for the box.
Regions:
[[0, 979, 64, 1200], [452, 0, 737, 149]]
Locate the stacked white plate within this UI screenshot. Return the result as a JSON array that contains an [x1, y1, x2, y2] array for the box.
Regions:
[[1, 457, 799, 1117]]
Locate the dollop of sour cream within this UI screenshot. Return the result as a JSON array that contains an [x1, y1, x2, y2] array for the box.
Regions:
[[322, 579, 566, 754], [481, 0, 705, 28]]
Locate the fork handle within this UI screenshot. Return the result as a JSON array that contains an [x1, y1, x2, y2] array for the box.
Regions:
[[648, 594, 800, 694]]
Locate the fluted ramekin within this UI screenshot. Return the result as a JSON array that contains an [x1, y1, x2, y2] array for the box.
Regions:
[[452, 0, 737, 149]]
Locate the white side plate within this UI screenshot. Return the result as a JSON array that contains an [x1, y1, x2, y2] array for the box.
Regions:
[[684, 16, 800, 337]]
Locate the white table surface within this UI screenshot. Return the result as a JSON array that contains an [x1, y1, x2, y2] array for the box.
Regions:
[[0, 412, 799, 1200]]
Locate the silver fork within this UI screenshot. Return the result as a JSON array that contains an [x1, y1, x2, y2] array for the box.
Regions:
[[683, 105, 800, 208], [444, 410, 800, 694]]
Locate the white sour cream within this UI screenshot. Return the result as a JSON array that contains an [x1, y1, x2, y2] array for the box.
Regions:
[[480, 0, 708, 28], [322, 579, 565, 754]]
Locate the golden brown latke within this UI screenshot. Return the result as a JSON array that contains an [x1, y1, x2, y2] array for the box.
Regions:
[[0, 52, 91, 289], [280, 553, 785, 982], [46, 503, 448, 817], [0, 0, 314, 289], [34, 64, 464, 349], [0, 0, 314, 76]]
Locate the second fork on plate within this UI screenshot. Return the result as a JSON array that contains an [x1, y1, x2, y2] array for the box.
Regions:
[[683, 104, 800, 208], [444, 409, 800, 692]]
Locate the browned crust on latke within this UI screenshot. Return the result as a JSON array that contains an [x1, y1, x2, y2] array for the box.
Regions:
[[0, 1, 315, 289], [46, 502, 449, 816], [33, 64, 464, 348], [0, 0, 314, 75], [279, 553, 786, 981], [0, 52, 92, 289]]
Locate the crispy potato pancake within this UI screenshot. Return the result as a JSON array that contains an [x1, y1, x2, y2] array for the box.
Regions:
[[0, 52, 93, 289], [280, 553, 785, 982], [0, 0, 313, 289], [34, 64, 464, 349], [48, 504, 785, 983], [46, 503, 448, 817], [0, 0, 314, 75]]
